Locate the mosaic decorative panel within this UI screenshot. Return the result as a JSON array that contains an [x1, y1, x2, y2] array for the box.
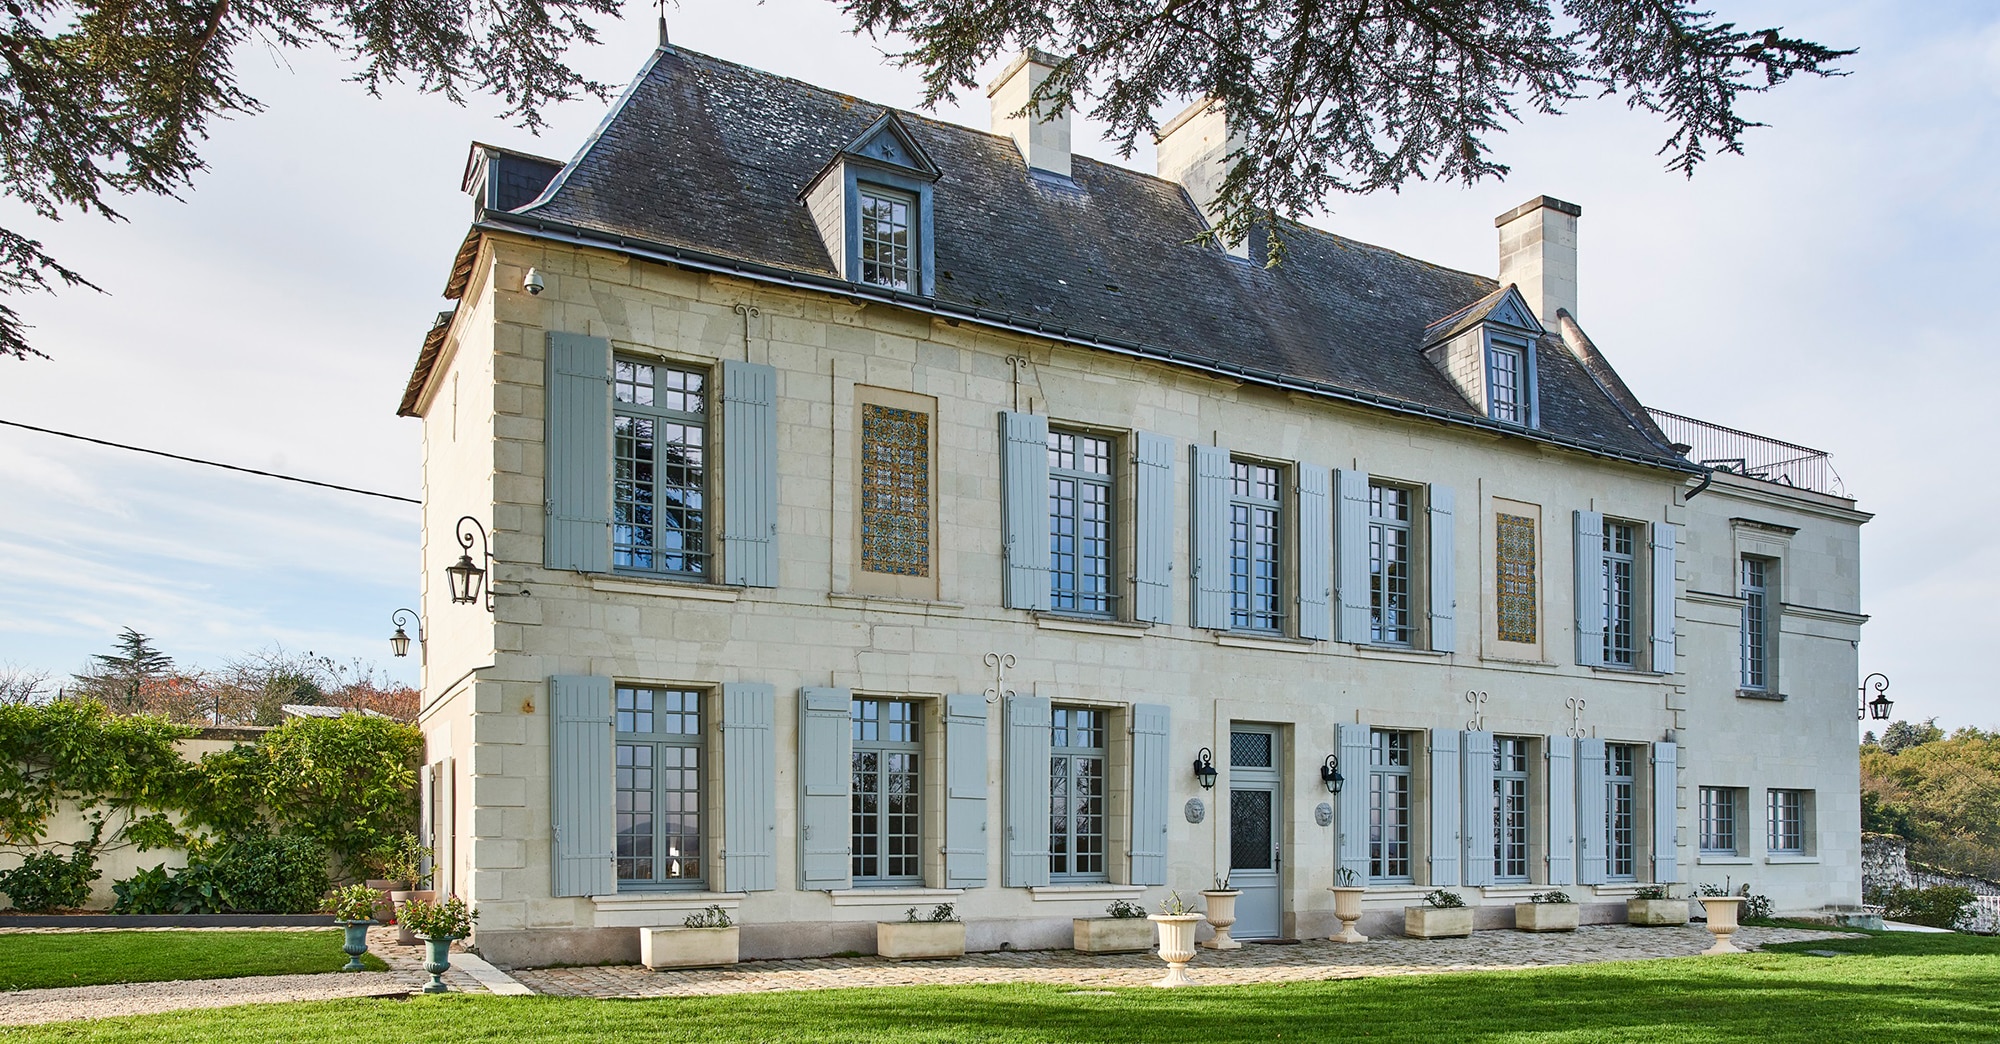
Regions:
[[1496, 513, 1538, 643], [860, 404, 931, 576]]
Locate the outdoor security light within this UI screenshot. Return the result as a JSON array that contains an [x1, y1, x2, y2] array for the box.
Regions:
[[447, 515, 493, 611], [1193, 747, 1217, 790], [1320, 754, 1345, 794]]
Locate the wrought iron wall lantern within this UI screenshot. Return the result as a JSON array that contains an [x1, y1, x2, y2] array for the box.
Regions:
[[446, 515, 494, 612], [1320, 754, 1345, 794], [389, 608, 425, 659], [1859, 672, 1893, 721], [1192, 748, 1218, 790]]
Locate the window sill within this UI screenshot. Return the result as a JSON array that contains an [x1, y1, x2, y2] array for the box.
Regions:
[[825, 886, 963, 907], [1737, 690, 1788, 702], [1766, 855, 1819, 865], [1035, 614, 1149, 638], [1479, 885, 1547, 901], [826, 593, 965, 616], [1353, 644, 1448, 660], [1029, 883, 1145, 902], [591, 891, 746, 927], [1587, 665, 1672, 683], [1589, 884, 1648, 899], [1696, 855, 1753, 865], [591, 575, 742, 602], [1479, 655, 1560, 669], [1357, 884, 1430, 903], [1215, 633, 1318, 654]]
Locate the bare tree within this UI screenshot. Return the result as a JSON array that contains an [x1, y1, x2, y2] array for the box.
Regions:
[[0, 662, 53, 705]]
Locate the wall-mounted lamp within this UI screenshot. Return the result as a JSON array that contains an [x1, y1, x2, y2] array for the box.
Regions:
[[1320, 754, 1345, 794], [446, 515, 494, 612], [1859, 672, 1893, 721], [1192, 748, 1217, 790], [389, 608, 424, 660]]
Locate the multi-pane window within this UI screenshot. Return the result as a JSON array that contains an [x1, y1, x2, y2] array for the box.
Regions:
[[1606, 744, 1638, 880], [851, 698, 922, 882], [1768, 790, 1806, 855], [614, 686, 703, 887], [858, 187, 915, 290], [1369, 730, 1414, 882], [1496, 513, 1538, 643], [1048, 430, 1113, 616], [1488, 340, 1525, 423], [1369, 484, 1415, 645], [1699, 786, 1739, 854], [1229, 460, 1284, 632], [1493, 737, 1531, 881], [1741, 557, 1770, 690], [613, 359, 706, 576], [1049, 707, 1107, 880], [1601, 521, 1637, 666]]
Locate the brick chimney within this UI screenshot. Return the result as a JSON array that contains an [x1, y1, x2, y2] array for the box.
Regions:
[[987, 51, 1072, 178], [1155, 99, 1248, 259], [1496, 196, 1581, 323]]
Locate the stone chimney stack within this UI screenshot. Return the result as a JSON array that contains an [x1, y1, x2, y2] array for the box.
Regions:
[[987, 51, 1072, 178], [1155, 99, 1247, 259], [1496, 196, 1582, 323]]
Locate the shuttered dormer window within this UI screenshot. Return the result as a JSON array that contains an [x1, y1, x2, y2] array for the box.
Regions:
[[858, 185, 917, 291]]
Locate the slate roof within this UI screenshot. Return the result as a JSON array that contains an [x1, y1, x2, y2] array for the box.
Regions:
[[427, 44, 1684, 467]]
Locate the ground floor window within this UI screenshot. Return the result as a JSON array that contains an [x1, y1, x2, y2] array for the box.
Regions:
[[1768, 789, 1807, 855], [1493, 736, 1530, 881], [1050, 706, 1108, 880], [1699, 786, 1741, 855], [1606, 743, 1638, 880], [615, 686, 704, 887], [1369, 730, 1413, 882], [852, 698, 922, 883]]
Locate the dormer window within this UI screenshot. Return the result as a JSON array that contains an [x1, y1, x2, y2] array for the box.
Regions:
[[1423, 285, 1544, 430], [858, 185, 917, 290], [801, 112, 941, 297], [1486, 334, 1528, 424]]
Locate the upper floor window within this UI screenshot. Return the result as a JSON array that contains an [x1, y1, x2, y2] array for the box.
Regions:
[[1368, 729, 1415, 882], [1049, 430, 1113, 616], [615, 686, 704, 888], [1369, 483, 1415, 645], [1741, 557, 1772, 691], [851, 698, 923, 884], [1486, 337, 1528, 423], [613, 358, 707, 577], [1601, 520, 1638, 666], [1229, 460, 1284, 632], [858, 186, 917, 290], [1049, 706, 1108, 881]]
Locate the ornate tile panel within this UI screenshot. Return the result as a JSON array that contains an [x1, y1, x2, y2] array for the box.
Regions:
[[1496, 513, 1538, 643], [860, 404, 931, 576]]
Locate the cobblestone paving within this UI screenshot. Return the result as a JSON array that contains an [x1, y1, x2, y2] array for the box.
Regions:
[[515, 924, 1855, 998]]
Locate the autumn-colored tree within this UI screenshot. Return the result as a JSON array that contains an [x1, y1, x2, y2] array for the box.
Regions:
[[1862, 723, 2000, 880]]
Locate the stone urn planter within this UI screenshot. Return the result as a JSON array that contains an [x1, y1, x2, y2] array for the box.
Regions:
[[1149, 913, 1203, 987], [641, 925, 740, 969], [1200, 889, 1243, 950], [1514, 902, 1580, 933], [335, 919, 377, 971], [1073, 916, 1156, 954], [393, 889, 437, 946], [420, 936, 456, 994], [1404, 906, 1475, 939], [1697, 896, 1747, 954], [1329, 886, 1368, 943], [876, 920, 966, 961], [1627, 897, 1690, 926]]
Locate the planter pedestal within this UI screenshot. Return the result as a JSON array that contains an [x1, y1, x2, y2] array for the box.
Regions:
[[336, 919, 376, 971], [1200, 890, 1242, 950], [1697, 896, 1746, 954], [1149, 914, 1202, 987], [420, 936, 455, 993], [1329, 886, 1368, 944]]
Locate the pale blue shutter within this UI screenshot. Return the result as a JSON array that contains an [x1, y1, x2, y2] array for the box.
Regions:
[[721, 360, 779, 587], [1003, 694, 1053, 887], [1294, 466, 1331, 641], [1652, 742, 1679, 883], [721, 682, 776, 891], [1428, 729, 1461, 887], [1427, 485, 1456, 652], [1333, 469, 1371, 642], [1335, 723, 1370, 882], [1129, 703, 1171, 885], [544, 332, 612, 572], [1545, 736, 1575, 885], [797, 687, 852, 890], [1574, 511, 1605, 667], [1576, 738, 1608, 885], [1132, 432, 1175, 624], [1460, 730, 1495, 887], [549, 675, 615, 897], [1189, 445, 1231, 629], [943, 694, 989, 887], [1649, 522, 1678, 673], [1000, 411, 1051, 611]]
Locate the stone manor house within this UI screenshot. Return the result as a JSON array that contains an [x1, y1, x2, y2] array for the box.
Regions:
[[396, 43, 1870, 966]]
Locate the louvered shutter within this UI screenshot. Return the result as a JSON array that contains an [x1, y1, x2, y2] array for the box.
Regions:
[[1428, 729, 1461, 887], [1189, 445, 1231, 629], [1460, 730, 1495, 887], [1545, 736, 1575, 885], [1000, 411, 1051, 610], [1576, 738, 1608, 885], [943, 694, 989, 887], [797, 687, 852, 890], [1132, 432, 1175, 624], [1333, 469, 1371, 642], [721, 360, 779, 587], [1649, 522, 1679, 674], [1574, 511, 1606, 667], [1335, 723, 1371, 882], [544, 332, 612, 572], [1428, 485, 1457, 652], [1652, 742, 1680, 883], [720, 682, 776, 891], [549, 675, 615, 897], [1129, 703, 1171, 886], [1295, 466, 1332, 640], [1003, 694, 1053, 887]]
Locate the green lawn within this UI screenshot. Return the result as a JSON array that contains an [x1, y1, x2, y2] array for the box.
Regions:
[[0, 930, 386, 991]]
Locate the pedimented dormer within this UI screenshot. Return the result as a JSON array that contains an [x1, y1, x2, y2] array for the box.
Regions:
[[1424, 284, 1544, 428], [800, 113, 941, 295]]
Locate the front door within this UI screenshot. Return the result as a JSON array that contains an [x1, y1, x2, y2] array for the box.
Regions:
[[1229, 726, 1283, 939]]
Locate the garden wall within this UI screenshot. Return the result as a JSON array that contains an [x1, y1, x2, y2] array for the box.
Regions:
[[1862, 832, 2000, 933]]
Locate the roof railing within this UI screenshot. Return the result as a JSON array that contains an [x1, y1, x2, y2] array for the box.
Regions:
[[1646, 408, 1848, 499]]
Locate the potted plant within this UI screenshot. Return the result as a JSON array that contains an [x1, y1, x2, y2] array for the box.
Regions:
[[383, 834, 436, 946], [640, 904, 740, 970], [1200, 872, 1243, 950], [1695, 885, 1747, 954], [322, 884, 383, 971], [398, 894, 475, 993], [1515, 890, 1580, 932], [1627, 885, 1690, 927], [1405, 889, 1475, 939], [1073, 898, 1156, 954], [876, 903, 965, 961], [1329, 866, 1368, 944], [1149, 891, 1203, 987]]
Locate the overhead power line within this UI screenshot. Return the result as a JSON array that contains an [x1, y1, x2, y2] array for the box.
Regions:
[[0, 418, 420, 505]]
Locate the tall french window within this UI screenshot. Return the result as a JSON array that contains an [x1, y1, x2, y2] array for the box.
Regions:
[[614, 686, 703, 887], [1368, 483, 1414, 645], [1493, 736, 1531, 881], [851, 698, 922, 883], [1741, 557, 1770, 690], [857, 187, 915, 290], [1606, 743, 1638, 880], [612, 359, 706, 576], [1048, 430, 1113, 615], [1049, 706, 1108, 880], [1369, 730, 1414, 882], [1601, 521, 1637, 666], [1229, 460, 1284, 632]]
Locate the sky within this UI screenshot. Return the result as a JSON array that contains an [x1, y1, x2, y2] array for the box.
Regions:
[[0, 1, 1992, 729]]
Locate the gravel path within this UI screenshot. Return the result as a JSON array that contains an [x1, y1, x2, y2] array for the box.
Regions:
[[0, 972, 418, 1026]]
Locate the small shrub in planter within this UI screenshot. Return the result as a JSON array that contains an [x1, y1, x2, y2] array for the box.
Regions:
[[0, 832, 101, 912], [1074, 898, 1155, 953], [641, 905, 740, 970], [322, 884, 384, 971], [1627, 885, 1689, 926], [398, 895, 476, 994], [878, 904, 965, 961], [1405, 889, 1474, 939], [1514, 890, 1579, 932]]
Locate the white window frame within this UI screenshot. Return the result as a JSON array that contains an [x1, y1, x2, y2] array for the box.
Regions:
[[856, 183, 919, 291], [1767, 789, 1809, 856], [1048, 428, 1116, 618], [611, 356, 709, 578], [613, 685, 707, 891]]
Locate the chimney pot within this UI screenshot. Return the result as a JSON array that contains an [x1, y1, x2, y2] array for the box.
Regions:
[[1496, 195, 1581, 323], [987, 51, 1072, 178]]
